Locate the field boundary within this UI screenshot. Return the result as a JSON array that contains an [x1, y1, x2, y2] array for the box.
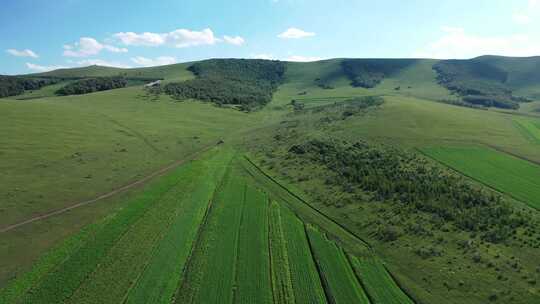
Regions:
[[418, 146, 540, 211], [304, 225, 336, 304], [345, 254, 376, 304], [242, 155, 373, 251], [0, 143, 217, 233], [380, 262, 421, 304]]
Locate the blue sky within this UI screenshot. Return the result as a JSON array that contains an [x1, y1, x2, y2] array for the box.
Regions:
[[1, 0, 539, 74]]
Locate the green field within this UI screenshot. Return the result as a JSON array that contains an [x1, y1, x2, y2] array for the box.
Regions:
[[268, 202, 295, 304], [349, 255, 414, 304], [2, 56, 540, 304], [279, 206, 327, 304], [235, 186, 273, 303], [514, 118, 540, 144], [307, 226, 369, 304], [423, 146, 540, 210], [179, 164, 245, 304], [0, 149, 225, 303]]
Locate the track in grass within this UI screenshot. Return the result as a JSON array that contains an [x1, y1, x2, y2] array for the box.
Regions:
[[422, 146, 540, 210], [349, 255, 414, 304], [12, 161, 198, 304], [307, 226, 370, 304]]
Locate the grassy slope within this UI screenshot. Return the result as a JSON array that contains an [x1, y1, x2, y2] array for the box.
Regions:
[[271, 59, 453, 109], [475, 55, 540, 99], [243, 59, 540, 304], [3, 57, 540, 303], [31, 62, 194, 82], [0, 86, 257, 287]]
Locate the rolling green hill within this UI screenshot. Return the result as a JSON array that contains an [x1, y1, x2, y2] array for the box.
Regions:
[[1, 56, 540, 304]]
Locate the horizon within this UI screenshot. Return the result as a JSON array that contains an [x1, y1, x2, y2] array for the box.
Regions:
[[2, 0, 540, 75]]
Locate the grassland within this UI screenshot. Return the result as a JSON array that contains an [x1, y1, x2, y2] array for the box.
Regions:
[[307, 226, 369, 304], [0, 85, 257, 286], [2, 57, 540, 304], [423, 146, 540, 210]]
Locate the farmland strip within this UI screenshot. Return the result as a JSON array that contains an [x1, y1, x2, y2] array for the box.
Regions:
[[123, 150, 234, 304], [234, 186, 273, 304], [16, 160, 196, 304], [348, 255, 414, 304], [64, 161, 205, 304], [307, 226, 370, 304], [174, 165, 246, 304], [280, 206, 327, 304], [422, 146, 540, 210], [268, 201, 295, 304]]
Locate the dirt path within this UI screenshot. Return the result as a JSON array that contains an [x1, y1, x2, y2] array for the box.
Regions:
[[0, 144, 216, 234]]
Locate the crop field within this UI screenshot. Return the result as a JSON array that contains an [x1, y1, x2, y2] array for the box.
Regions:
[[514, 118, 540, 144], [422, 146, 540, 210], [0, 140, 421, 304], [279, 206, 327, 304], [307, 226, 369, 304], [235, 186, 273, 303], [175, 164, 246, 304], [123, 150, 234, 304], [268, 202, 295, 304], [0, 148, 231, 303], [349, 255, 414, 304]]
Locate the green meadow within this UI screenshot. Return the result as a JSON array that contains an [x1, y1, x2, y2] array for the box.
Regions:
[[2, 56, 540, 304]]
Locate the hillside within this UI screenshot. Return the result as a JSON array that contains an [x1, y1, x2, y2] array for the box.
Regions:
[[1, 57, 540, 304]]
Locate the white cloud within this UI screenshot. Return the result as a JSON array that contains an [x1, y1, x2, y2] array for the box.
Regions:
[[223, 35, 245, 46], [114, 28, 221, 48], [63, 37, 128, 57], [7, 49, 39, 58], [286, 55, 322, 62], [26, 62, 68, 72], [414, 27, 540, 59], [513, 13, 531, 24], [512, 0, 540, 25], [131, 56, 177, 67], [114, 32, 166, 46], [76, 59, 131, 68], [278, 27, 315, 39], [251, 53, 275, 60]]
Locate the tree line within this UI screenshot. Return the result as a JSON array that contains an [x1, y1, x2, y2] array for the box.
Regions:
[[0, 76, 60, 98], [288, 138, 529, 243], [433, 60, 529, 110], [162, 59, 287, 110]]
